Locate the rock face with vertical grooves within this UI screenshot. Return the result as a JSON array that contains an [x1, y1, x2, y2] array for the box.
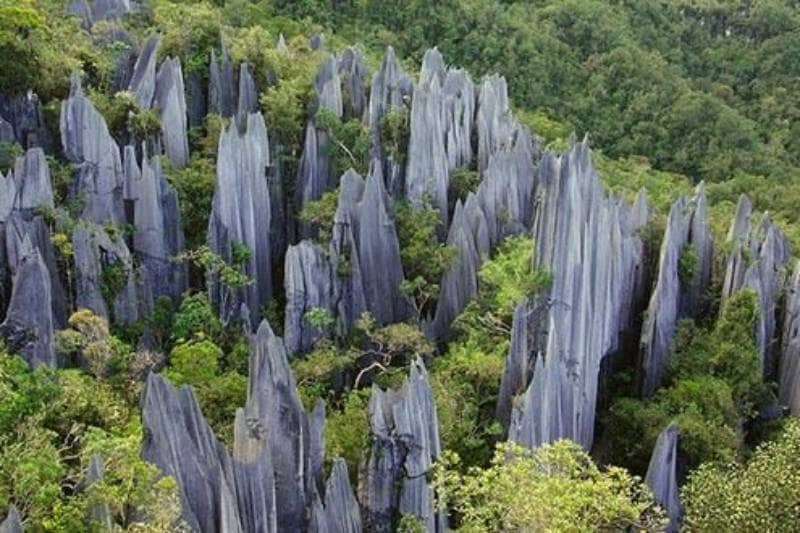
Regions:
[[284, 240, 335, 354], [154, 57, 189, 167], [0, 506, 22, 533], [296, 56, 342, 238], [356, 163, 409, 325], [310, 459, 362, 533], [85, 455, 113, 530], [60, 74, 126, 225], [476, 76, 518, 175], [208, 113, 271, 324], [123, 147, 186, 300], [338, 47, 368, 120], [508, 140, 647, 450], [72, 224, 151, 325], [236, 64, 259, 119], [209, 47, 236, 118], [645, 422, 682, 532], [721, 194, 790, 376], [68, 0, 94, 30], [0, 235, 55, 367], [238, 320, 325, 531], [780, 262, 800, 414], [92, 0, 133, 21], [640, 184, 713, 396], [0, 92, 51, 150], [127, 34, 161, 109], [405, 49, 449, 221], [141, 373, 241, 532], [363, 358, 443, 532], [368, 47, 413, 197]]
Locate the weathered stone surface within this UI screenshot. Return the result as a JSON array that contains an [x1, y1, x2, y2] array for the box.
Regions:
[[0, 506, 22, 533], [61, 74, 126, 224], [309, 34, 325, 50], [640, 184, 713, 396], [476, 76, 518, 175], [780, 262, 800, 415], [4, 147, 54, 213], [91, 0, 133, 21], [154, 57, 189, 167], [0, 117, 13, 144], [208, 113, 271, 324], [123, 146, 187, 300], [363, 358, 443, 532], [496, 302, 535, 428], [356, 163, 409, 324], [85, 455, 113, 530], [209, 47, 236, 118], [721, 194, 790, 377], [232, 408, 278, 533], [284, 241, 335, 354], [186, 71, 207, 129], [0, 92, 51, 151], [72, 224, 151, 325], [127, 34, 161, 109], [338, 47, 368, 121], [509, 140, 646, 450], [645, 422, 682, 532], [142, 373, 240, 532], [68, 0, 94, 30], [240, 320, 323, 531], [0, 235, 54, 367], [310, 459, 362, 533], [368, 47, 413, 197], [5, 213, 68, 327], [236, 64, 259, 120]]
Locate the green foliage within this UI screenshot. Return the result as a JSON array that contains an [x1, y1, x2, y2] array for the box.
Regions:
[[683, 418, 800, 532], [297, 189, 339, 243], [315, 107, 369, 176], [0, 142, 22, 174], [447, 166, 481, 211], [100, 260, 128, 308], [678, 243, 699, 287], [432, 440, 666, 532], [394, 201, 457, 315], [152, 0, 222, 74], [174, 245, 253, 289], [324, 388, 371, 481], [379, 107, 409, 163], [606, 290, 763, 474], [304, 306, 336, 333], [0, 353, 59, 435], [164, 155, 217, 250], [170, 292, 223, 344]]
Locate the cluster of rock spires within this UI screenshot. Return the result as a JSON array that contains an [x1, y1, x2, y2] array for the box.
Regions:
[[6, 28, 800, 532]]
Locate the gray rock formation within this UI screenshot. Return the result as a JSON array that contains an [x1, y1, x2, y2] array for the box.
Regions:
[[2, 147, 54, 214], [310, 459, 362, 533], [363, 358, 443, 532], [236, 64, 259, 119], [0, 235, 54, 367], [0, 92, 51, 150], [127, 34, 161, 109], [72, 223, 151, 325], [721, 194, 790, 377], [92, 0, 134, 21], [85, 455, 113, 531], [209, 47, 236, 118], [780, 262, 800, 414], [123, 146, 186, 300], [355, 163, 409, 325], [0, 506, 22, 533], [496, 302, 536, 428], [284, 240, 335, 354], [61, 74, 126, 225], [367, 47, 413, 197], [154, 57, 189, 167], [142, 373, 241, 532], [208, 112, 271, 324], [645, 422, 682, 532], [509, 140, 647, 450], [68, 0, 94, 30], [476, 76, 520, 175], [0, 117, 13, 144], [338, 47, 368, 121], [186, 71, 207, 129], [640, 184, 713, 396]]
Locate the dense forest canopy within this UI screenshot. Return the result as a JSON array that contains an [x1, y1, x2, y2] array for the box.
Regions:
[[1, 0, 800, 531]]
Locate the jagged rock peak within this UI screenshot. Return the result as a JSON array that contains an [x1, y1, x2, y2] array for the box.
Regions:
[[85, 455, 113, 530], [0, 90, 52, 151], [237, 63, 259, 120], [209, 45, 236, 118], [640, 184, 713, 396], [141, 373, 240, 532], [780, 261, 800, 415], [645, 422, 682, 532], [363, 358, 444, 532], [284, 240, 335, 354], [3, 147, 54, 215], [208, 112, 271, 324], [0, 235, 54, 367], [476, 75, 517, 174], [721, 194, 790, 376], [510, 139, 646, 449], [338, 47, 369, 120], [123, 146, 187, 300], [155, 57, 190, 167], [60, 73, 125, 224], [0, 505, 23, 533], [128, 33, 161, 109], [92, 0, 134, 22], [310, 458, 362, 533], [315, 55, 343, 117], [276, 33, 288, 53]]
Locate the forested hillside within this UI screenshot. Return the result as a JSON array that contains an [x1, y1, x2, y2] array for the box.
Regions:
[[1, 0, 800, 531]]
